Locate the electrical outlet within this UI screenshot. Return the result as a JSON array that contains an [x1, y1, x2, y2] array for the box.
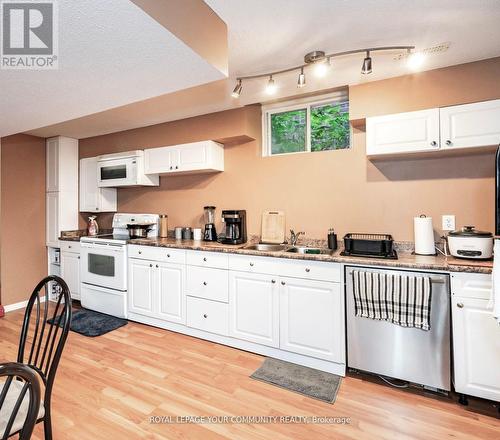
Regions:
[[442, 215, 456, 231]]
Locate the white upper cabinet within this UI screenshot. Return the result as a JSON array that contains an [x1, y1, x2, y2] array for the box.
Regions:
[[46, 136, 79, 193], [366, 108, 440, 156], [440, 99, 500, 150], [144, 140, 224, 175], [79, 157, 117, 213], [46, 136, 79, 246], [366, 99, 500, 157]]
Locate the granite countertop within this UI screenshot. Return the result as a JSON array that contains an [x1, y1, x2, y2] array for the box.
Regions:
[[127, 237, 493, 274], [59, 231, 493, 274]]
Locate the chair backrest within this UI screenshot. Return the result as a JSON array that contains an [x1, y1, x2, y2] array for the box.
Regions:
[[17, 276, 72, 403], [0, 362, 41, 440]]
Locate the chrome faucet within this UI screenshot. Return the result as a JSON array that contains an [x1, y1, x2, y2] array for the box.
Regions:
[[289, 229, 305, 246]]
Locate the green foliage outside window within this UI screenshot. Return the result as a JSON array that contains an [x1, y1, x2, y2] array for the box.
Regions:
[[269, 101, 350, 155], [311, 102, 350, 151], [270, 109, 307, 154]]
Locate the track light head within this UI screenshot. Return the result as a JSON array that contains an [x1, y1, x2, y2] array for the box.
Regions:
[[231, 79, 242, 98], [407, 50, 425, 71], [297, 68, 306, 88], [361, 51, 372, 74], [265, 75, 277, 95]]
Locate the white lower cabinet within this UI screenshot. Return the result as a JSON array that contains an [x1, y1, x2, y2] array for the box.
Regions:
[[129, 259, 155, 317], [229, 271, 279, 347], [451, 272, 500, 402], [280, 277, 344, 363], [127, 246, 345, 374], [128, 257, 185, 324], [157, 262, 185, 324], [60, 246, 80, 300]]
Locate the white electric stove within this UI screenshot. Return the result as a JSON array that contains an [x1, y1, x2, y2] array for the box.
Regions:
[[80, 213, 159, 318]]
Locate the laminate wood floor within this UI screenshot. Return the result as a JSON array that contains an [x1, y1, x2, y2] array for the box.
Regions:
[[1, 308, 499, 440]]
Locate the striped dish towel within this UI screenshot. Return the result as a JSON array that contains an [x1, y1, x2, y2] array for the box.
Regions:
[[352, 270, 432, 331]]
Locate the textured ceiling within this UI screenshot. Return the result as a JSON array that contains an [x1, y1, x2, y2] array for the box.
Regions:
[[24, 0, 500, 139], [0, 0, 226, 137]]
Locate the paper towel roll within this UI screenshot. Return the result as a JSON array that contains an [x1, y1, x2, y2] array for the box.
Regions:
[[414, 215, 435, 255]]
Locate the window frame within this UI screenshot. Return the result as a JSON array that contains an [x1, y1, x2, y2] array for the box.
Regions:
[[262, 91, 351, 157]]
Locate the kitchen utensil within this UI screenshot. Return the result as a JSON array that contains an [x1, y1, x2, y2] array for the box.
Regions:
[[203, 206, 218, 241], [414, 214, 436, 255], [342, 233, 396, 259], [448, 226, 493, 259], [261, 211, 286, 244], [127, 223, 154, 239], [175, 227, 183, 239], [327, 228, 338, 251], [159, 214, 168, 238], [193, 228, 202, 240]]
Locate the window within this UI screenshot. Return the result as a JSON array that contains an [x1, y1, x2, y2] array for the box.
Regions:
[[263, 92, 350, 156]]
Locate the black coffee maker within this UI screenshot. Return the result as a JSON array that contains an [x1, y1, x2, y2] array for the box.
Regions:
[[220, 210, 247, 245]]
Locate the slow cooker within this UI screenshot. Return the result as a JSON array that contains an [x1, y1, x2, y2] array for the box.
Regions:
[[447, 226, 493, 260]]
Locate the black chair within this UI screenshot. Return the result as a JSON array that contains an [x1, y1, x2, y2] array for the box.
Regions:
[[17, 276, 72, 440], [0, 362, 41, 440]]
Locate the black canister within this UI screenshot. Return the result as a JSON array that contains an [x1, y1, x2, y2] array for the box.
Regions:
[[328, 228, 338, 251]]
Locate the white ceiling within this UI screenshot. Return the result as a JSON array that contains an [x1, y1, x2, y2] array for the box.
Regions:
[[22, 0, 500, 139], [0, 0, 225, 137], [205, 0, 500, 102]]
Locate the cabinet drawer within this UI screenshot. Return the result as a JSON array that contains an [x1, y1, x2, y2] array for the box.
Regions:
[[451, 272, 492, 300], [228, 254, 341, 282], [279, 259, 340, 282], [186, 250, 228, 269], [59, 241, 80, 253], [128, 245, 185, 264], [187, 296, 229, 336], [186, 266, 229, 302]]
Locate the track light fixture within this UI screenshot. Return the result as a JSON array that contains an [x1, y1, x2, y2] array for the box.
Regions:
[[361, 51, 372, 74], [231, 79, 242, 98], [265, 75, 277, 95], [297, 67, 306, 88], [230, 45, 415, 98]]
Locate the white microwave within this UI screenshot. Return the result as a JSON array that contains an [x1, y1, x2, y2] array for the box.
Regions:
[[97, 150, 159, 187]]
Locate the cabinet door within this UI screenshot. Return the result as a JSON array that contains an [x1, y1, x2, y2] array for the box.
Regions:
[[156, 262, 185, 324], [452, 296, 500, 401], [79, 157, 100, 212], [128, 259, 155, 317], [144, 146, 178, 174], [46, 138, 59, 192], [229, 272, 279, 347], [61, 251, 80, 300], [79, 157, 117, 212], [440, 99, 500, 150], [280, 277, 344, 362], [46, 192, 59, 247], [177, 142, 209, 172], [366, 108, 440, 156]]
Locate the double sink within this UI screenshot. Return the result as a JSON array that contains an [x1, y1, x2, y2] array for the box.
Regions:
[[244, 243, 330, 255]]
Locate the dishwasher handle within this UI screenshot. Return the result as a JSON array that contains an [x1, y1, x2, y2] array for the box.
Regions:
[[346, 268, 447, 284]]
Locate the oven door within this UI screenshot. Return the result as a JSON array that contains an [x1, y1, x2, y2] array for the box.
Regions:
[[97, 157, 137, 187], [80, 241, 127, 291]]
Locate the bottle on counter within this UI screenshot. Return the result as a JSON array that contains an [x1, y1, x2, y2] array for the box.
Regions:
[[159, 214, 169, 238], [328, 228, 338, 251], [88, 215, 99, 237]]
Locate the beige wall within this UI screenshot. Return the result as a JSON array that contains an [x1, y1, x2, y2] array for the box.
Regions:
[[0, 134, 46, 306], [80, 58, 500, 242]]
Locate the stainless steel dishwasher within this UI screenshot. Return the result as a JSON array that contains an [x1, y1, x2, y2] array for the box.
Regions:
[[345, 266, 451, 392]]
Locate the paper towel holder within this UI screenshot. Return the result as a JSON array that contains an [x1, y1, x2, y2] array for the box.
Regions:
[[413, 214, 438, 256]]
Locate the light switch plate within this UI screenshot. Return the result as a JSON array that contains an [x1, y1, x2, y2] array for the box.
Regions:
[[442, 215, 456, 231]]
